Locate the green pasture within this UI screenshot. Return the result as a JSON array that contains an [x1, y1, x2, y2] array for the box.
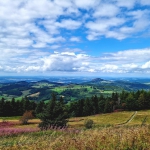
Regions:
[[21, 90, 30, 96], [53, 85, 94, 93]]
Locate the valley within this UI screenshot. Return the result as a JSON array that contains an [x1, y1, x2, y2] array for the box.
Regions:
[[0, 77, 150, 103]]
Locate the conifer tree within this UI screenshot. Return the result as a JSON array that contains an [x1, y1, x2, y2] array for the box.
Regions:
[[38, 93, 68, 130]]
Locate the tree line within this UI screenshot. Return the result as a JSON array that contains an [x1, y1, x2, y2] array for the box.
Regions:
[[0, 90, 150, 118]]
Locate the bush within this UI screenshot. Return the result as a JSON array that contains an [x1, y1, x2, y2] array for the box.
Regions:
[[84, 119, 94, 129], [20, 110, 35, 124]]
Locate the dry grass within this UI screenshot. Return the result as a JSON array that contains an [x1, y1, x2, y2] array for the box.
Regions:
[[0, 125, 150, 150], [68, 111, 135, 127], [128, 110, 150, 125], [1, 111, 150, 149]]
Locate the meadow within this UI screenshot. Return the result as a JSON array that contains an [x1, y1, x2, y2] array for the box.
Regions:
[[0, 110, 150, 150]]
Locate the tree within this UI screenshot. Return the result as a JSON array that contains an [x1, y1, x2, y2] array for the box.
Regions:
[[0, 98, 5, 116], [104, 98, 113, 113], [98, 94, 105, 113], [38, 94, 68, 130], [35, 101, 45, 115], [20, 110, 35, 124], [83, 98, 92, 116], [92, 95, 99, 114], [126, 93, 137, 110]]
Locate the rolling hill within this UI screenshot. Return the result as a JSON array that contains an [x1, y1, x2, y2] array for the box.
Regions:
[[0, 77, 150, 102]]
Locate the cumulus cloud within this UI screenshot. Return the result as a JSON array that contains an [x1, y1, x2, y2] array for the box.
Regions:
[[86, 17, 125, 40], [1, 48, 150, 75], [0, 0, 150, 75], [142, 61, 150, 69], [85, 0, 150, 40], [41, 52, 90, 72], [93, 3, 119, 17], [0, 0, 150, 47], [56, 19, 82, 30]]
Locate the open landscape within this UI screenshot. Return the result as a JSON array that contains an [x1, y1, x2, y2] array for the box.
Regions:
[[1, 0, 150, 149], [1, 77, 150, 102], [0, 110, 150, 150], [1, 77, 150, 149]]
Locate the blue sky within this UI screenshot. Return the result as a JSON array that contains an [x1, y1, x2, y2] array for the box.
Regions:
[[0, 0, 150, 77]]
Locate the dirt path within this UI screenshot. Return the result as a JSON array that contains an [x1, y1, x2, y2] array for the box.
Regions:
[[117, 111, 137, 126]]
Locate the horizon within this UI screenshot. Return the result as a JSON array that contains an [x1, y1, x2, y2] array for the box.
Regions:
[[0, 0, 150, 77]]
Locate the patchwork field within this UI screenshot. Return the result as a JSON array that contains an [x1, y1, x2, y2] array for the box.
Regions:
[[1, 78, 148, 102]]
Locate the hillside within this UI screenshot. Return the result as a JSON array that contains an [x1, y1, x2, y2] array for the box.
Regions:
[[0, 77, 150, 102], [1, 110, 150, 149]]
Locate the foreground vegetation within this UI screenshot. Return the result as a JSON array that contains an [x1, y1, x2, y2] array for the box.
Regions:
[[1, 110, 150, 149], [1, 86, 150, 149], [0, 125, 150, 150]]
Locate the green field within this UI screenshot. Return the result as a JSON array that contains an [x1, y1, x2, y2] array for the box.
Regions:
[[0, 81, 123, 102]]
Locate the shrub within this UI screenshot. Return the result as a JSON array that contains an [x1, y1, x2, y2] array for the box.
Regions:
[[84, 119, 94, 129], [20, 110, 35, 124]]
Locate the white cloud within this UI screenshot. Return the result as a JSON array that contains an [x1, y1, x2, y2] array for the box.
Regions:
[[140, 0, 150, 5], [102, 48, 150, 63], [0, 0, 150, 49], [86, 17, 125, 40], [0, 48, 150, 74], [41, 52, 90, 72], [0, 0, 150, 75], [142, 61, 150, 69], [100, 64, 118, 73], [119, 9, 150, 37], [73, 0, 100, 9], [93, 3, 119, 17], [115, 0, 137, 8], [56, 19, 82, 30], [122, 63, 138, 69], [70, 37, 80, 42]]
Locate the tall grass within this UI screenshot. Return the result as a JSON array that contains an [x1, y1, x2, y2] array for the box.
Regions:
[[0, 125, 150, 150], [1, 111, 150, 149]]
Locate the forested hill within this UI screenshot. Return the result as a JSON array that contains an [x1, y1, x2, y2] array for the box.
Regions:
[[0, 89, 150, 117], [0, 77, 150, 102]]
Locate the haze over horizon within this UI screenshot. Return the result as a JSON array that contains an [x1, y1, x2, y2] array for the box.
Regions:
[[0, 0, 150, 77]]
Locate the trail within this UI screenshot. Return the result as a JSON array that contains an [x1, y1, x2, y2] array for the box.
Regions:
[[127, 111, 137, 124], [117, 111, 137, 126]]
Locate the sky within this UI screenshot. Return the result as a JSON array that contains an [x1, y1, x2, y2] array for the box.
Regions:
[[0, 0, 150, 77]]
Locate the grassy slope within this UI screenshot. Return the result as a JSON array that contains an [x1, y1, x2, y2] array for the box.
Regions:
[[1, 110, 150, 149]]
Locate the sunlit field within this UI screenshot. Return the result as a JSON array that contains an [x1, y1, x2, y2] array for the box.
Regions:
[[0, 110, 150, 150]]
